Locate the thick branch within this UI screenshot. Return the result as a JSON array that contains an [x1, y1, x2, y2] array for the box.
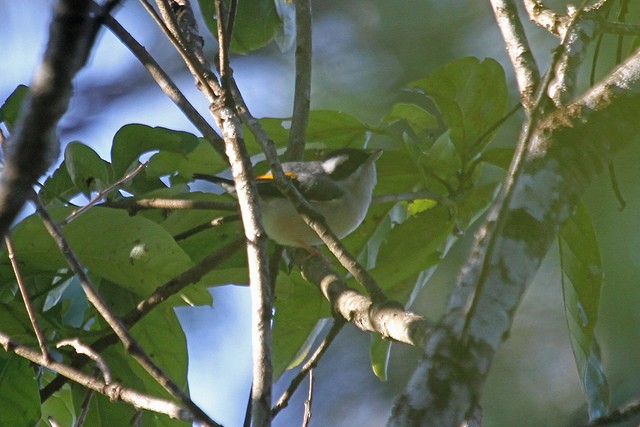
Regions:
[[489, 0, 540, 109], [0, 0, 93, 238], [293, 250, 433, 347], [389, 46, 640, 427]]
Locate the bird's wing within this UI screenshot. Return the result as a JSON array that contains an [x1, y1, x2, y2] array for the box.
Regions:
[[255, 171, 344, 202]]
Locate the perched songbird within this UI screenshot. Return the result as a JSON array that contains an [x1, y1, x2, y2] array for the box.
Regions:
[[196, 148, 381, 247]]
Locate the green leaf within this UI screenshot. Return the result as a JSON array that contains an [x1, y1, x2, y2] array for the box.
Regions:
[[384, 102, 438, 133], [147, 138, 226, 179], [245, 111, 372, 155], [0, 85, 29, 130], [8, 207, 208, 305], [64, 142, 112, 197], [370, 335, 391, 381], [480, 147, 515, 170], [39, 161, 78, 206], [371, 205, 453, 298], [131, 307, 189, 391], [305, 110, 372, 149], [40, 383, 75, 427], [198, 0, 281, 54], [71, 383, 135, 426], [0, 355, 40, 426], [272, 272, 329, 380], [559, 201, 609, 420], [111, 124, 202, 194], [409, 57, 508, 157]]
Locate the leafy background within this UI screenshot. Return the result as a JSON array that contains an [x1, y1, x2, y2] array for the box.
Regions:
[[2, 1, 640, 426]]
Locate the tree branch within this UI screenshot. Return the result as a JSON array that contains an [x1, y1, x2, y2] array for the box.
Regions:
[[272, 320, 343, 417], [293, 249, 433, 347], [388, 45, 640, 427], [286, 0, 312, 161], [211, 1, 274, 425], [0, 0, 93, 238], [489, 0, 540, 109], [5, 236, 50, 360], [0, 331, 194, 422]]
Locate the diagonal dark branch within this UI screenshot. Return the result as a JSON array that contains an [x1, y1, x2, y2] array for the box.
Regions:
[[0, 0, 94, 238], [272, 319, 344, 417]]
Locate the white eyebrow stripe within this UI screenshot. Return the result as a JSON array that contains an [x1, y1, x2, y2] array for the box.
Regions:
[[322, 154, 348, 174]]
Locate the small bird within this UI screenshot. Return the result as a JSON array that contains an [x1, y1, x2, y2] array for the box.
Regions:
[[196, 148, 381, 247]]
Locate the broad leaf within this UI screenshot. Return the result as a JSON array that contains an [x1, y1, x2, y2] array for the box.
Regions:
[[383, 102, 438, 134], [64, 142, 112, 197], [410, 57, 508, 157], [559, 201, 609, 420], [0, 355, 40, 426], [272, 272, 329, 380], [7, 207, 210, 306]]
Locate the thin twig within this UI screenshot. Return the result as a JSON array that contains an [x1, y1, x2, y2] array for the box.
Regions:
[[5, 236, 50, 360], [286, 0, 312, 161], [57, 338, 112, 384], [302, 369, 314, 427], [75, 387, 94, 427], [32, 193, 222, 427], [101, 197, 237, 212], [60, 161, 148, 226], [0, 0, 94, 238], [127, 235, 245, 323], [173, 215, 240, 241], [272, 320, 344, 417], [149, 0, 221, 101], [523, 0, 569, 37]]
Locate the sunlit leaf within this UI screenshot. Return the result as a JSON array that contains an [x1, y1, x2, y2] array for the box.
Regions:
[[559, 201, 609, 420], [0, 85, 29, 130], [370, 335, 391, 380]]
